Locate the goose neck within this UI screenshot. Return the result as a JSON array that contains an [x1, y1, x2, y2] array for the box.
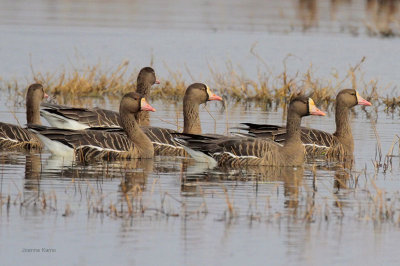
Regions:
[[183, 99, 201, 134], [284, 111, 302, 145], [26, 97, 41, 125], [334, 103, 352, 138], [121, 112, 154, 157]]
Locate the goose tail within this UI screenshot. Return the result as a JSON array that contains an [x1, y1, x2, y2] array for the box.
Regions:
[[27, 124, 75, 159], [173, 134, 218, 168]]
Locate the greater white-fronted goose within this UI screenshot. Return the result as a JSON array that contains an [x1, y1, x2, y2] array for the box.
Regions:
[[29, 93, 156, 161], [0, 84, 48, 150], [238, 89, 371, 158], [40, 67, 160, 129], [143, 83, 223, 156], [175, 96, 326, 167]]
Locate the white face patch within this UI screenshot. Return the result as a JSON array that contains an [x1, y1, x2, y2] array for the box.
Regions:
[[356, 91, 361, 102], [206, 85, 212, 97], [308, 98, 316, 111]]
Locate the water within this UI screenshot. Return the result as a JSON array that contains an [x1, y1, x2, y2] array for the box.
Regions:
[[1, 0, 400, 265]]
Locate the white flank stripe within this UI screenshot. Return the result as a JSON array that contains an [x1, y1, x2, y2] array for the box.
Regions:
[[0, 137, 19, 143], [76, 145, 125, 154], [151, 141, 182, 149], [303, 143, 329, 149], [214, 152, 259, 159], [231, 133, 250, 138], [275, 142, 284, 147]]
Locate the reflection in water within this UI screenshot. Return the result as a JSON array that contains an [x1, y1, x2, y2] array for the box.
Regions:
[[296, 0, 400, 36], [1, 0, 400, 36], [18, 154, 157, 218], [332, 158, 354, 190], [298, 0, 318, 30], [366, 0, 400, 36], [181, 162, 305, 212], [23, 154, 42, 203], [330, 0, 352, 20], [120, 159, 153, 193]]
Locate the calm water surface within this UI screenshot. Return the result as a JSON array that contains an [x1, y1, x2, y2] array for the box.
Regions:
[[1, 0, 400, 265]]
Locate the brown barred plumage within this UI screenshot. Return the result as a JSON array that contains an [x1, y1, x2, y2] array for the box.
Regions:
[[37, 126, 139, 161], [142, 127, 186, 156], [41, 103, 121, 128], [0, 122, 42, 151]]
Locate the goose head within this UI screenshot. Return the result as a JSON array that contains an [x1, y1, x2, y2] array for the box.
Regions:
[[26, 83, 48, 124], [120, 92, 156, 115], [289, 96, 326, 117], [137, 67, 160, 86], [336, 89, 372, 108], [184, 83, 223, 105], [26, 83, 48, 105]]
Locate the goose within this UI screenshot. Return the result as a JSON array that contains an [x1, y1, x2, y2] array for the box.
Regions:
[[28, 92, 156, 161], [237, 89, 371, 158], [0, 83, 48, 150], [40, 67, 160, 129], [174, 96, 326, 168], [142, 83, 223, 156]]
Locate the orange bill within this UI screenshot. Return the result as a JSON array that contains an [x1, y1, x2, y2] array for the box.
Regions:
[[308, 98, 326, 116], [140, 98, 156, 112], [356, 91, 372, 106], [206, 85, 223, 101]]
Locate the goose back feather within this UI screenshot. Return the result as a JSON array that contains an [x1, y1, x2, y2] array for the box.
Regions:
[[0, 123, 42, 150]]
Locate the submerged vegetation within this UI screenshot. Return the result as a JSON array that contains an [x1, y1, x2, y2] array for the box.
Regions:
[[1, 55, 399, 112]]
